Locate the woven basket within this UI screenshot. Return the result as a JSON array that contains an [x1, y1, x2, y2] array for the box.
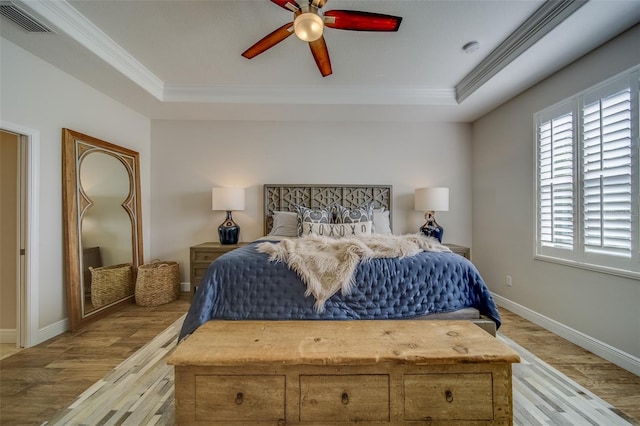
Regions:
[[135, 260, 180, 307], [89, 263, 134, 308]]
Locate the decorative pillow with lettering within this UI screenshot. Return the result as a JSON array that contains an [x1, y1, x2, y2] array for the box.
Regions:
[[295, 205, 332, 236], [302, 221, 373, 237]]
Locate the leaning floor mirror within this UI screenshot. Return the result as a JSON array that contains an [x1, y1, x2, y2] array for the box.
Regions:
[[62, 128, 143, 331]]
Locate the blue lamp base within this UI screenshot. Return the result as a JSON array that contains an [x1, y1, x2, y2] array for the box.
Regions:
[[420, 211, 444, 242], [218, 211, 240, 245]]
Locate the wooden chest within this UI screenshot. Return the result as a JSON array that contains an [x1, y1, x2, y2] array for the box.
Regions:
[[168, 320, 520, 425]]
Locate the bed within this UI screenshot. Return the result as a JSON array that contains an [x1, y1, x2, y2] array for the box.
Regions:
[[179, 184, 500, 341]]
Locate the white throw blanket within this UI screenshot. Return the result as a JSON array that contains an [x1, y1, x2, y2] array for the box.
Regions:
[[256, 233, 451, 312]]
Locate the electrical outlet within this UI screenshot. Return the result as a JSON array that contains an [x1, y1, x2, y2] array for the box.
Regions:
[[506, 275, 512, 287]]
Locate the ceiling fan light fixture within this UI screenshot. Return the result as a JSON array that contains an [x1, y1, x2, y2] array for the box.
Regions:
[[294, 12, 323, 41]]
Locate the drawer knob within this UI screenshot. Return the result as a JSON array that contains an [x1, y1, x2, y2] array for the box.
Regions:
[[341, 392, 349, 405], [204, 256, 210, 260], [445, 390, 454, 403], [235, 392, 244, 405]]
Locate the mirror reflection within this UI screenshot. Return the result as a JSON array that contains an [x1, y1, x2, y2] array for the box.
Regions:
[[80, 152, 133, 314], [62, 128, 143, 331]]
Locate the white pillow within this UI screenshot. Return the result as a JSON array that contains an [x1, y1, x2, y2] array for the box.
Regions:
[[373, 208, 392, 235], [268, 211, 298, 237], [302, 221, 373, 237]]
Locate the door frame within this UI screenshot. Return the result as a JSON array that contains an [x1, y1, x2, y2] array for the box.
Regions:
[[1, 121, 40, 348]]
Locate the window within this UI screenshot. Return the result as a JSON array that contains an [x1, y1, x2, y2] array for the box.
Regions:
[[535, 68, 640, 277]]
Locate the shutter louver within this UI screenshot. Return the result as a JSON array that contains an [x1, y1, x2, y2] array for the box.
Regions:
[[535, 68, 639, 276], [582, 88, 632, 258], [538, 112, 574, 249]]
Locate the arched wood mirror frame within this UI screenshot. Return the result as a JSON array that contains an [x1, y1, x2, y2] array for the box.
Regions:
[[62, 128, 143, 331]]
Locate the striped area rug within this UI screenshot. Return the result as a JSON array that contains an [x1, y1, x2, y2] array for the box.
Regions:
[[45, 316, 635, 425], [499, 334, 635, 426]]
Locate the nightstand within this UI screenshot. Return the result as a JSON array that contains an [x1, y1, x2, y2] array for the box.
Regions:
[[189, 242, 249, 300], [442, 243, 470, 260]]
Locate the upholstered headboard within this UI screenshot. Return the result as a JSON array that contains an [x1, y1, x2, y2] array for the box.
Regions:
[[263, 184, 393, 235]]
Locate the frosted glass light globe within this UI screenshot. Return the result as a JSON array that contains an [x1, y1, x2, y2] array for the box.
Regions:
[[294, 12, 323, 42]]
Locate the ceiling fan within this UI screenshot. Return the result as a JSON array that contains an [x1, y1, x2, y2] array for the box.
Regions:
[[241, 0, 403, 77]]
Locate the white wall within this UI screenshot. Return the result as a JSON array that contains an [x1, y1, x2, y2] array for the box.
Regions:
[[0, 38, 151, 342], [472, 25, 640, 364], [150, 120, 472, 282]]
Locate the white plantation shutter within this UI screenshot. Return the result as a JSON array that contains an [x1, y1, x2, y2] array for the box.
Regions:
[[535, 67, 639, 276], [582, 87, 633, 257], [538, 110, 574, 250]]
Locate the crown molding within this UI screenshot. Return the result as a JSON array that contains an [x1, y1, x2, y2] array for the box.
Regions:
[[163, 85, 457, 105], [20, 0, 164, 100], [455, 0, 587, 103]]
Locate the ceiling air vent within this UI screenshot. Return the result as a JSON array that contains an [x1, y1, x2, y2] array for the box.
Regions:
[[0, 2, 54, 33]]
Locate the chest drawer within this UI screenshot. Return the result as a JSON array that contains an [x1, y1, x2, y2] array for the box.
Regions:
[[192, 250, 223, 263], [403, 373, 494, 421], [189, 243, 249, 300], [194, 374, 285, 422], [191, 265, 212, 281], [299, 374, 390, 422]]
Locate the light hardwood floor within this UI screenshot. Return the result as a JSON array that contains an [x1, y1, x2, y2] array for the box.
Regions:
[[0, 344, 22, 361], [0, 294, 190, 425], [1, 294, 638, 425], [499, 308, 640, 424]]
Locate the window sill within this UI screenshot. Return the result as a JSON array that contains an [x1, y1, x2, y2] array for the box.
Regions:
[[534, 255, 640, 281]]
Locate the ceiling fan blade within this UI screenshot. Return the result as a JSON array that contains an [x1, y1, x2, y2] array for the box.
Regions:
[[309, 36, 332, 77], [242, 22, 295, 59], [311, 0, 328, 8], [324, 10, 402, 32], [271, 0, 300, 12]]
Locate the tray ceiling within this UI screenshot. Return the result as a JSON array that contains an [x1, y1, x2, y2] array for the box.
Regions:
[[1, 0, 639, 122]]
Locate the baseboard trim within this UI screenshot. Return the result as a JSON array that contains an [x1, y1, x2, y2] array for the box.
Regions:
[[35, 286, 194, 345], [0, 329, 17, 344], [493, 293, 640, 376], [37, 318, 68, 345]]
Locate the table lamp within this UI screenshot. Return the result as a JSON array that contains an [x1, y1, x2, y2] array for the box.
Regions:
[[211, 187, 245, 245], [414, 187, 449, 242]]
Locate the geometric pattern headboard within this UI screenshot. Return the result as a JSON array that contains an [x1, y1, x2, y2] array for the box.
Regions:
[[263, 184, 393, 235]]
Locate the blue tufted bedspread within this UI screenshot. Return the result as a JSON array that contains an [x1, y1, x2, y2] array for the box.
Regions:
[[179, 241, 501, 341]]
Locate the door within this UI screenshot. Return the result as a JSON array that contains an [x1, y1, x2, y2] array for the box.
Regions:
[[0, 130, 21, 350]]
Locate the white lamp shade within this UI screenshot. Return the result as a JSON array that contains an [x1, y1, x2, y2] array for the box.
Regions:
[[414, 187, 449, 212], [211, 187, 245, 211]]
